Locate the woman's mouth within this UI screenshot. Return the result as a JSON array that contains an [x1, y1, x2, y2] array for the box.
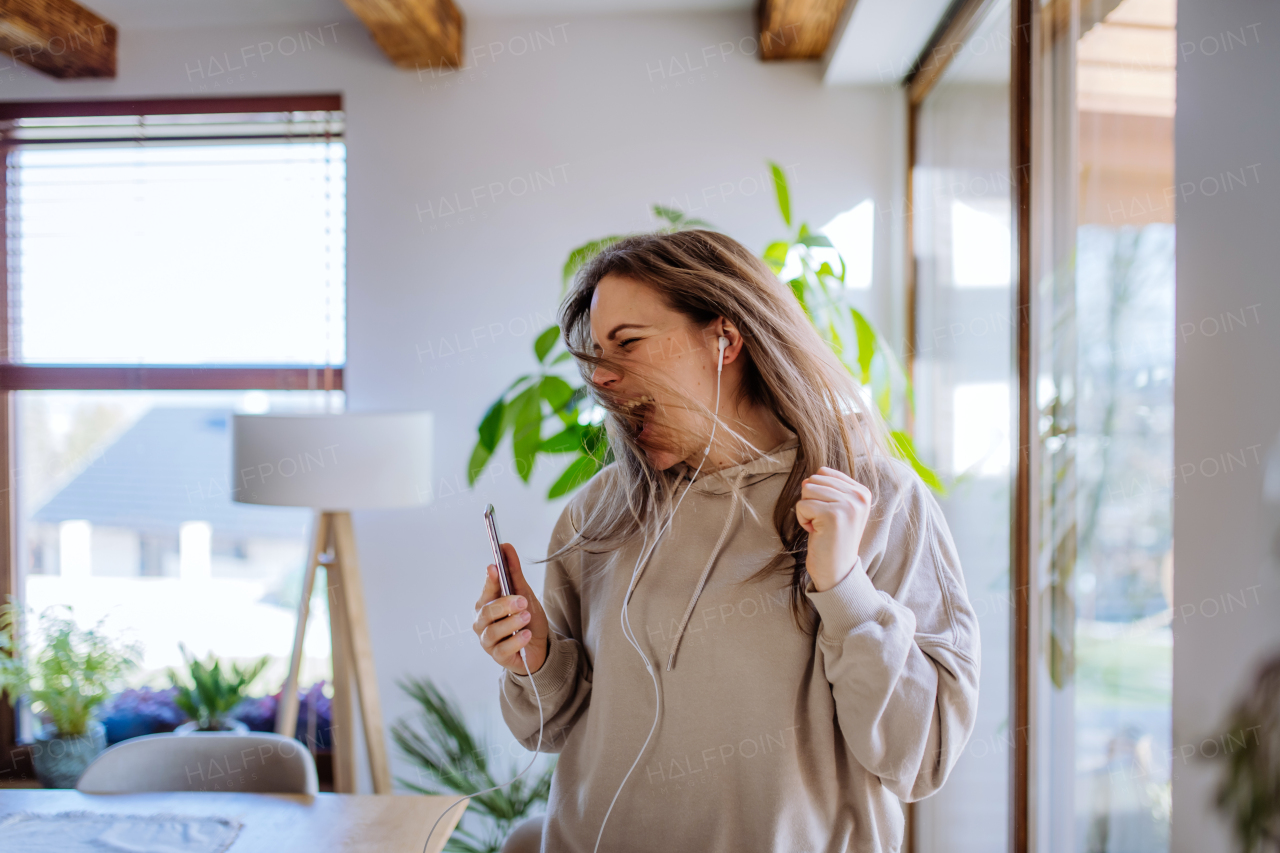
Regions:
[[620, 395, 655, 443]]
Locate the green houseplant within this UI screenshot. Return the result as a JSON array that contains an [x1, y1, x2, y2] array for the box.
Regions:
[[168, 645, 268, 733], [1211, 654, 1280, 852], [0, 601, 140, 787], [392, 676, 555, 853], [467, 161, 940, 499]]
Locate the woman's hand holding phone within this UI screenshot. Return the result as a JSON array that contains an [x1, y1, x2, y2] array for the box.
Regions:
[[473, 542, 550, 676]]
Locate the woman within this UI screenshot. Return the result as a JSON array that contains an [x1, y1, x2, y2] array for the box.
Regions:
[[472, 230, 980, 853]]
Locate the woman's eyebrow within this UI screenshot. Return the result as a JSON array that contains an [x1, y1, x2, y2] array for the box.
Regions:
[[606, 323, 650, 340]]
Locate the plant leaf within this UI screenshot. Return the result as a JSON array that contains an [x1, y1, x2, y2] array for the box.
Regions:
[[539, 375, 574, 412], [651, 204, 714, 231], [510, 387, 543, 483], [540, 425, 583, 454], [769, 161, 791, 228], [477, 399, 505, 453], [548, 454, 601, 499], [763, 241, 790, 273], [467, 441, 492, 487], [798, 232, 833, 248], [889, 430, 945, 494], [651, 205, 686, 227], [562, 236, 625, 289], [851, 308, 876, 385], [534, 326, 560, 363]]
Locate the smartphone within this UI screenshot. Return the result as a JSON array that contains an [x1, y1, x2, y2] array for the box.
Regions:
[[483, 504, 516, 599]]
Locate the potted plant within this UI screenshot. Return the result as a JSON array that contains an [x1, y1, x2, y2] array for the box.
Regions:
[[392, 676, 555, 853], [167, 645, 268, 733], [1210, 653, 1280, 852], [467, 162, 941, 501], [0, 601, 140, 788]]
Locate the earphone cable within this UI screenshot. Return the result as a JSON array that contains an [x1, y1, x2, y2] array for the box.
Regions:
[[422, 645, 544, 853], [593, 335, 728, 853]]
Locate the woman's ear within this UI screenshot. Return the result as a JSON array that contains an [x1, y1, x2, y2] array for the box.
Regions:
[[714, 319, 744, 365]]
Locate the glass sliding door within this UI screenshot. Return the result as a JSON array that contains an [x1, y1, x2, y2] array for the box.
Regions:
[[1034, 1, 1176, 850], [910, 1, 1015, 850]]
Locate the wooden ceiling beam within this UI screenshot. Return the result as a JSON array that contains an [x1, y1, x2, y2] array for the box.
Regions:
[[0, 0, 115, 78], [757, 0, 850, 61], [341, 0, 463, 69]]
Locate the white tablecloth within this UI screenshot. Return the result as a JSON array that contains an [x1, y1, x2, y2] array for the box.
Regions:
[[0, 811, 242, 853]]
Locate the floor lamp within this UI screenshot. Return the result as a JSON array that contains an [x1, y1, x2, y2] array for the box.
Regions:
[[232, 411, 433, 794]]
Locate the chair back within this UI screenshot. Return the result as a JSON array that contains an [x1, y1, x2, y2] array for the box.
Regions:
[[76, 732, 318, 795]]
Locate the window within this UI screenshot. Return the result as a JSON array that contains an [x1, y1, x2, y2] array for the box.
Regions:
[[0, 96, 346, 747], [7, 105, 344, 365], [1034, 1, 1176, 850], [908, 2, 1016, 850]]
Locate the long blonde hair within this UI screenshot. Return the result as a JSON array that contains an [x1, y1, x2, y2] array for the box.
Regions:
[[553, 229, 900, 629]]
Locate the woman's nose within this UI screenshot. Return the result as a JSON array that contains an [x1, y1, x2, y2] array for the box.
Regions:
[[591, 364, 620, 388]]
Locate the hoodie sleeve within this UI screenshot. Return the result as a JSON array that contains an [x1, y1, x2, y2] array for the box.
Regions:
[[498, 498, 593, 754], [803, 466, 981, 802]]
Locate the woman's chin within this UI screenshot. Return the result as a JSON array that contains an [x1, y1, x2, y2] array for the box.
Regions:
[[641, 444, 682, 472]]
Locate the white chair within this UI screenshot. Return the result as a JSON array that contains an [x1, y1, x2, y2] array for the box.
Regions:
[[76, 732, 318, 795]]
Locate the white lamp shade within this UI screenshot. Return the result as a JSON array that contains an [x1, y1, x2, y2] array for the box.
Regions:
[[231, 412, 433, 509]]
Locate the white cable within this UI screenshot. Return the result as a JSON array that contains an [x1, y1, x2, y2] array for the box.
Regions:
[[592, 335, 728, 853], [422, 646, 544, 853]]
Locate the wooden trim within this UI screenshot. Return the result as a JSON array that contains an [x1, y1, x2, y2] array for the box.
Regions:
[[1, 134, 342, 148], [906, 0, 1003, 106], [0, 137, 14, 776], [0, 391, 15, 776], [341, 0, 464, 70], [904, 96, 918, 435], [0, 0, 117, 79], [0, 94, 342, 121], [756, 0, 849, 60], [0, 365, 344, 391], [1011, 0, 1034, 849]]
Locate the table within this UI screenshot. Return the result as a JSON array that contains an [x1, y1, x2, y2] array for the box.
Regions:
[[0, 789, 468, 853]]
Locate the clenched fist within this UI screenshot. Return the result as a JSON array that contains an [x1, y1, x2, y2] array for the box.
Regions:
[[795, 466, 872, 593]]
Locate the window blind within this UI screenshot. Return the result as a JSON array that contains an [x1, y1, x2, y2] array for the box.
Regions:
[[2, 109, 346, 366]]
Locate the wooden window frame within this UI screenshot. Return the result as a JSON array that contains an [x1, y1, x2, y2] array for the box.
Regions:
[[903, 2, 1033, 850], [0, 95, 345, 781]]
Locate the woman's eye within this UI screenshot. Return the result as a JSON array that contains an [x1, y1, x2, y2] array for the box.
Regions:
[[619, 338, 641, 349]]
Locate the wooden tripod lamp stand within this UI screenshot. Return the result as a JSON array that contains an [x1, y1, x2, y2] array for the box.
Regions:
[[232, 412, 434, 794]]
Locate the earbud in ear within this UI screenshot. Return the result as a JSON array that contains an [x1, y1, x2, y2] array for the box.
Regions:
[[718, 336, 729, 350]]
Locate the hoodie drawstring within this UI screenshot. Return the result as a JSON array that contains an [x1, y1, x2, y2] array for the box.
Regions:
[[665, 468, 747, 671]]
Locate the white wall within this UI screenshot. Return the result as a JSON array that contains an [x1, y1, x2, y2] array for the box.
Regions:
[[1173, 0, 1280, 849], [0, 12, 899, 789]]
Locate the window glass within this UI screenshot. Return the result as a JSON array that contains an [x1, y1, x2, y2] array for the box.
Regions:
[[1036, 0, 1176, 849], [9, 131, 345, 365], [910, 1, 1014, 849], [17, 390, 343, 693]]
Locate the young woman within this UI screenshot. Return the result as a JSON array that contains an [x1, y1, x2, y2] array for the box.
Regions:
[[472, 230, 980, 853]]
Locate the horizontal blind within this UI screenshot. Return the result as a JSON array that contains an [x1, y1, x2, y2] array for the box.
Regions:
[[3, 110, 345, 365]]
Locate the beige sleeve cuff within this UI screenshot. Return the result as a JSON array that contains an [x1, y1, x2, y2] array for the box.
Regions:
[[508, 633, 577, 697], [804, 558, 886, 636]]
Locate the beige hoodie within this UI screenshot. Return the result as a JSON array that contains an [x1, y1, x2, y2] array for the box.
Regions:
[[499, 436, 980, 852]]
